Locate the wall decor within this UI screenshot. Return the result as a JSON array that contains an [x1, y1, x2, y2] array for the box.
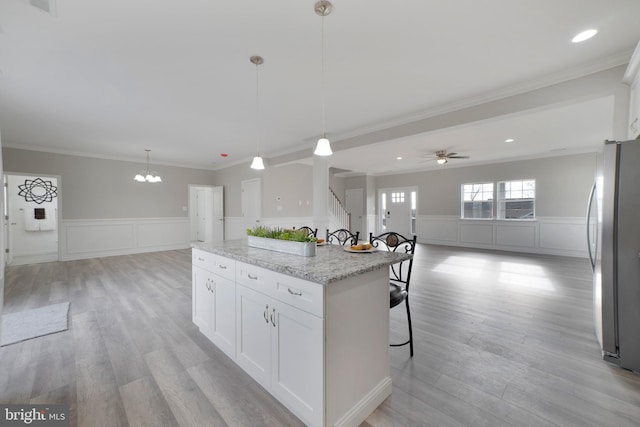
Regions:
[[18, 177, 58, 204]]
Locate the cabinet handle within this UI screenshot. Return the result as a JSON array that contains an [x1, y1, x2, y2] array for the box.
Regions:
[[287, 288, 302, 296], [248, 274, 258, 280], [218, 264, 228, 270], [264, 305, 269, 323], [270, 307, 277, 327], [206, 279, 211, 291], [210, 280, 215, 293]]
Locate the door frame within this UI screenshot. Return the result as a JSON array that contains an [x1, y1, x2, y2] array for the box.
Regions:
[[4, 171, 62, 265], [241, 178, 262, 230], [377, 186, 417, 236], [188, 184, 224, 243], [345, 188, 365, 238]]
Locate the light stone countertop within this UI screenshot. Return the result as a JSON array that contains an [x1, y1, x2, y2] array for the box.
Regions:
[[192, 239, 412, 285]]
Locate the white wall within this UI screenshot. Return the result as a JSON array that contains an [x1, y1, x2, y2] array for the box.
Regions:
[[627, 57, 640, 139], [2, 148, 216, 260], [374, 153, 597, 257]]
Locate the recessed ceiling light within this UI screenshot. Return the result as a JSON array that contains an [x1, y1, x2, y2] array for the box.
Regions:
[[396, 156, 403, 160], [572, 29, 597, 43], [505, 138, 515, 143]]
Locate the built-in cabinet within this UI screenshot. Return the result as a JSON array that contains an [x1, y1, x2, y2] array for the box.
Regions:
[[192, 246, 394, 427], [235, 261, 323, 425], [193, 250, 324, 426], [192, 250, 236, 359]]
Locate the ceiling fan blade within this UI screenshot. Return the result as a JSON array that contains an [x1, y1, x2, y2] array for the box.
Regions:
[[448, 155, 470, 159]]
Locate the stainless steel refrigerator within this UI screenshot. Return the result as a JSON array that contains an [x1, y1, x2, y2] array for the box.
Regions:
[[587, 139, 640, 372]]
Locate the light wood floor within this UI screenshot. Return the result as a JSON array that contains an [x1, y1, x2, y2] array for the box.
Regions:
[[1, 245, 640, 426]]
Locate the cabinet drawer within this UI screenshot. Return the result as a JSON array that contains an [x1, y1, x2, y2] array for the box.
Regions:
[[211, 254, 235, 281], [272, 273, 323, 318], [236, 261, 273, 294], [192, 249, 214, 270]]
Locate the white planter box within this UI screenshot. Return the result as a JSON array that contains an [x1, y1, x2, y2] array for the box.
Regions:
[[247, 236, 316, 257]]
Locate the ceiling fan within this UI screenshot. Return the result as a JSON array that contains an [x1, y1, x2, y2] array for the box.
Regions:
[[420, 150, 470, 165]]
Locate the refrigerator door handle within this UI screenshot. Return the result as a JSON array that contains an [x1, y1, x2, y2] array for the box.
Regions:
[[586, 181, 596, 271]]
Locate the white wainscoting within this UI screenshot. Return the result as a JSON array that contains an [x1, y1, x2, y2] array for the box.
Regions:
[[60, 217, 190, 261], [418, 215, 588, 258]]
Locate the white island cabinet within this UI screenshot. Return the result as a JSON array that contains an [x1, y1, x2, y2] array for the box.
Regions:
[[192, 250, 236, 359], [192, 240, 412, 427]]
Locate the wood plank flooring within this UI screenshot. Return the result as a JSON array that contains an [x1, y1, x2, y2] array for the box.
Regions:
[[2, 245, 640, 426]]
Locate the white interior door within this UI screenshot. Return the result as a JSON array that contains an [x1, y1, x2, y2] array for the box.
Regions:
[[212, 186, 224, 243], [196, 189, 208, 242], [346, 188, 364, 237], [242, 179, 262, 230], [190, 185, 224, 243]]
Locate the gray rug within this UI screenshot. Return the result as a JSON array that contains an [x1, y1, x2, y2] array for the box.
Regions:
[[1, 302, 70, 346]]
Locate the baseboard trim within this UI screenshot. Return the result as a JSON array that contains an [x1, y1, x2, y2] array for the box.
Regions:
[[334, 376, 392, 427]]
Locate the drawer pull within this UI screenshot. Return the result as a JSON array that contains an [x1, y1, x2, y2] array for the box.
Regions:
[[287, 288, 303, 296], [218, 264, 228, 270], [247, 274, 258, 280], [198, 257, 205, 262]]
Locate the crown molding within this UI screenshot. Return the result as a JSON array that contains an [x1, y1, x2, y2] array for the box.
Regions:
[[2, 141, 218, 171]]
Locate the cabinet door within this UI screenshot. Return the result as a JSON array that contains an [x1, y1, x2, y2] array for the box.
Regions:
[[236, 284, 271, 389], [271, 302, 324, 427], [210, 274, 236, 359], [192, 265, 213, 338]]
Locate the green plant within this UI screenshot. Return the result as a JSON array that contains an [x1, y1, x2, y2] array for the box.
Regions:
[[246, 226, 316, 243]]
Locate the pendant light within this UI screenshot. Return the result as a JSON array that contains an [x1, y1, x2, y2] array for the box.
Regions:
[[134, 149, 162, 183], [250, 55, 266, 170], [313, 0, 333, 156]]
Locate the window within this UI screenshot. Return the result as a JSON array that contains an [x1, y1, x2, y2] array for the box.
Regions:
[[391, 192, 405, 203], [462, 182, 493, 219], [497, 179, 535, 219]]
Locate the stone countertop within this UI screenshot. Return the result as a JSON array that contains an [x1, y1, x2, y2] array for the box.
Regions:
[[192, 239, 412, 285]]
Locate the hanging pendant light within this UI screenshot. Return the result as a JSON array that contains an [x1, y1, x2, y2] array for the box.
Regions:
[[134, 149, 162, 183], [313, 0, 333, 156], [250, 55, 266, 170]]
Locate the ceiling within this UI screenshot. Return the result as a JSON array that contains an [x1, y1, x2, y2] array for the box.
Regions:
[[1, 0, 639, 175]]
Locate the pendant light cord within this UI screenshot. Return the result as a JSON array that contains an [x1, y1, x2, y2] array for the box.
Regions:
[[320, 13, 326, 138], [255, 61, 260, 156]]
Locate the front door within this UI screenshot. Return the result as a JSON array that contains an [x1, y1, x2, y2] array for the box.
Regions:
[[379, 187, 416, 237]]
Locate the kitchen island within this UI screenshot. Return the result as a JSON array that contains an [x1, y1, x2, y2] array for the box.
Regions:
[[191, 239, 412, 427]]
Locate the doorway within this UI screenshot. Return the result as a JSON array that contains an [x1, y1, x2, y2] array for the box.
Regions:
[[241, 178, 262, 231], [4, 173, 60, 265], [346, 188, 365, 238], [378, 187, 417, 237], [189, 185, 224, 243]]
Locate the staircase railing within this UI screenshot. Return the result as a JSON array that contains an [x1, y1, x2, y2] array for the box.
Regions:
[[329, 188, 350, 231]]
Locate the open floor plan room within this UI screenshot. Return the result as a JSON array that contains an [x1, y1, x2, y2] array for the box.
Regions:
[[1, 245, 639, 426]]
